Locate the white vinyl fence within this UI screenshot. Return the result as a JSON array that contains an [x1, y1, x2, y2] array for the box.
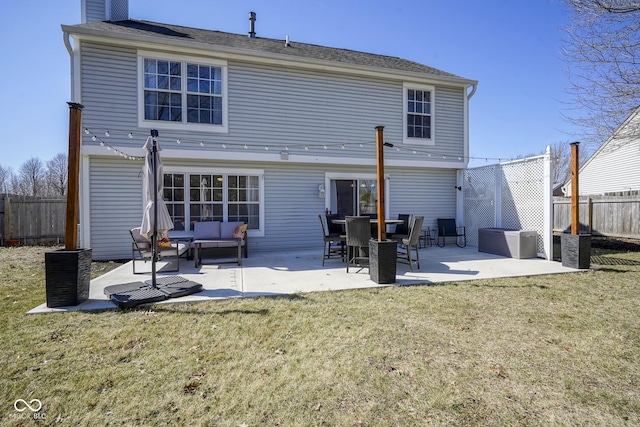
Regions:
[[460, 149, 552, 259]]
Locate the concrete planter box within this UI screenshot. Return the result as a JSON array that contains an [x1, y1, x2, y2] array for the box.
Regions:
[[561, 234, 591, 269], [45, 248, 92, 307], [369, 239, 397, 284]]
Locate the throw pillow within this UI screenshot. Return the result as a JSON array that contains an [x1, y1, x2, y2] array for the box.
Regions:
[[233, 224, 248, 238]]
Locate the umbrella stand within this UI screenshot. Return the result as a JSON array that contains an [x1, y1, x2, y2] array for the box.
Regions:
[[103, 129, 203, 308]]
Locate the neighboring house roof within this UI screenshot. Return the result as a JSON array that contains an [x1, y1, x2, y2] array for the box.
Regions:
[[62, 19, 476, 87], [562, 106, 640, 196]]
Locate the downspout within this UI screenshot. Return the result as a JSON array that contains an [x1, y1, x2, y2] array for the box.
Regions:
[[466, 83, 477, 101], [63, 31, 76, 101]]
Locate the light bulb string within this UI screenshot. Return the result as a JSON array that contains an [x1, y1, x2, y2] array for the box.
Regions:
[[82, 127, 550, 163]]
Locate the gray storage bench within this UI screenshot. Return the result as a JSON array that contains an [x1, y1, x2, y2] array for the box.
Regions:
[[478, 228, 537, 259]]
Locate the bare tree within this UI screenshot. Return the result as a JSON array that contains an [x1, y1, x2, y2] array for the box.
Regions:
[[561, 0, 640, 145], [0, 165, 13, 194], [549, 141, 589, 186], [46, 153, 68, 197], [17, 157, 45, 197]]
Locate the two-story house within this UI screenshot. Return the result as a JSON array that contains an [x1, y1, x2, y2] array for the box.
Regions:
[[63, 0, 477, 260]]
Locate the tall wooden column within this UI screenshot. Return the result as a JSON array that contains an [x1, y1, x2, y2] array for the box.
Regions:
[[375, 125, 386, 241], [65, 102, 84, 250]]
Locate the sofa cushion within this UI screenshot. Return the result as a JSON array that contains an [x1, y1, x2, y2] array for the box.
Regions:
[[221, 221, 244, 239], [193, 221, 221, 239]]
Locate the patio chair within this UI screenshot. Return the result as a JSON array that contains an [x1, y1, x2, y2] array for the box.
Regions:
[[390, 214, 413, 240], [396, 216, 424, 272], [436, 218, 467, 248], [345, 216, 371, 273], [130, 227, 189, 274], [325, 213, 344, 236], [319, 215, 345, 266]]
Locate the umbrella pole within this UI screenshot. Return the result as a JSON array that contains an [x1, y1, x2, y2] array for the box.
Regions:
[[151, 130, 159, 287]]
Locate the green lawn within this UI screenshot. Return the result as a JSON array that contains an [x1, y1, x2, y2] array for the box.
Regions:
[[1, 244, 639, 426]]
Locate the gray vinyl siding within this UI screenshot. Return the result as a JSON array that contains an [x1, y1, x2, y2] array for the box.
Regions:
[[84, 0, 105, 23], [80, 43, 138, 133], [79, 41, 466, 259], [89, 157, 143, 260], [87, 157, 459, 259], [387, 168, 458, 232], [78, 42, 465, 163]]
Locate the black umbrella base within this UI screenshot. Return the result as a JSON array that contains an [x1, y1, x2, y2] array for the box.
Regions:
[[104, 276, 203, 308]]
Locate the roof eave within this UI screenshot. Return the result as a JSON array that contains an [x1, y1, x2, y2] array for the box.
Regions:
[[62, 23, 477, 88]]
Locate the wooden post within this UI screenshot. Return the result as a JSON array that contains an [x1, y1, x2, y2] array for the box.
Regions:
[[570, 141, 580, 235], [375, 125, 386, 241], [65, 102, 84, 250], [587, 197, 593, 235], [5, 196, 12, 241]]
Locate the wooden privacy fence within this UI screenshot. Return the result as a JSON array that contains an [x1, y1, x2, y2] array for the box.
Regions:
[[1, 195, 66, 246], [553, 196, 640, 239]]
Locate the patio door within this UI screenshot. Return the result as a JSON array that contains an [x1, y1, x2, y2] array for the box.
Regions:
[[329, 179, 378, 216]]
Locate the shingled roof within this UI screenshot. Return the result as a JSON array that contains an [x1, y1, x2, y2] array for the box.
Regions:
[[64, 19, 475, 84]]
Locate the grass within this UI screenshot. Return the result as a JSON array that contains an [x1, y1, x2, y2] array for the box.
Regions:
[[1, 243, 639, 426]]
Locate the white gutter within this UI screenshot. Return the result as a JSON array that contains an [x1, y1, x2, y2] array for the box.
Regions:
[[467, 83, 477, 100]]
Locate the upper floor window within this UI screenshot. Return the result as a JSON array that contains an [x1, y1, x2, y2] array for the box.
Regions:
[[403, 83, 434, 145], [138, 52, 228, 132]]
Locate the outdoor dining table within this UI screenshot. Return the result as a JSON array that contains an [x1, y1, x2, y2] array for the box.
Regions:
[[331, 218, 404, 240], [330, 218, 404, 226]]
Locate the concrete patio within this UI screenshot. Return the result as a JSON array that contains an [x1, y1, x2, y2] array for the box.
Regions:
[[29, 245, 579, 314]]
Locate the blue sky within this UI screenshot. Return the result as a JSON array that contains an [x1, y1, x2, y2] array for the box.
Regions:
[[0, 0, 579, 171]]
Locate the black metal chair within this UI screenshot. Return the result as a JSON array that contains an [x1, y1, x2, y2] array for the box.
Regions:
[[345, 216, 371, 273], [325, 213, 344, 237], [436, 218, 467, 248], [390, 214, 413, 240], [396, 216, 424, 272], [318, 215, 345, 266]]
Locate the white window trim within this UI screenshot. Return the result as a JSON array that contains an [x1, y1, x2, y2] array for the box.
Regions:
[[137, 50, 229, 133], [403, 82, 435, 146], [324, 172, 391, 217], [163, 166, 264, 237]]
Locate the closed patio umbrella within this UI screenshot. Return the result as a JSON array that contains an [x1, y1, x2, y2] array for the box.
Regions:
[[140, 132, 174, 286], [104, 130, 203, 308]]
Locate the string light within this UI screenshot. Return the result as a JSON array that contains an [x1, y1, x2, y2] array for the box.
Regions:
[[81, 127, 526, 164]]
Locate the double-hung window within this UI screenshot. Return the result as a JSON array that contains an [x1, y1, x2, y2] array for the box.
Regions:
[[403, 83, 434, 145], [139, 52, 228, 132], [163, 169, 263, 234]]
